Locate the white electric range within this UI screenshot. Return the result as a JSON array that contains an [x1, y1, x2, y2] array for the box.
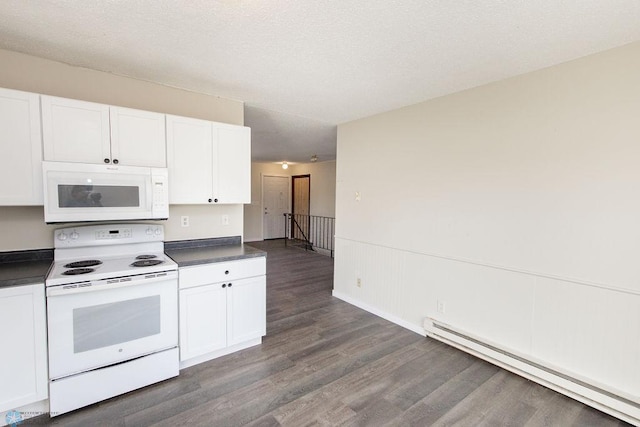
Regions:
[[45, 223, 179, 416]]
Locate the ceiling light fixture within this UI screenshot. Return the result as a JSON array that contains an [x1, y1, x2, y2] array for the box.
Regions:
[[281, 161, 288, 170], [310, 154, 318, 163]]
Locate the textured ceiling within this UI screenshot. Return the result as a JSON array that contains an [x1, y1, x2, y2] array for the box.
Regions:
[[0, 1, 639, 163]]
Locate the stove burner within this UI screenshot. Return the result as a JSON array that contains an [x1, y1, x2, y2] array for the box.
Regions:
[[130, 259, 164, 267], [62, 268, 95, 275], [135, 254, 158, 260], [64, 259, 102, 268]]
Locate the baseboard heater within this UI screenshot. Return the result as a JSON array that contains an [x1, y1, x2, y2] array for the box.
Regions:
[[424, 318, 640, 426]]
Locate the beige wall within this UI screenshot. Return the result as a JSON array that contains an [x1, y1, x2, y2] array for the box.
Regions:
[[333, 42, 640, 405], [0, 49, 243, 123], [290, 161, 336, 218], [336, 41, 640, 287], [0, 48, 244, 251], [244, 161, 336, 242]]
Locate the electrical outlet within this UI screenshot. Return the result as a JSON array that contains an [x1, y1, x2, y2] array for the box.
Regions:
[[222, 215, 229, 225], [355, 191, 361, 202], [357, 277, 362, 288], [437, 300, 446, 314], [181, 216, 189, 227]]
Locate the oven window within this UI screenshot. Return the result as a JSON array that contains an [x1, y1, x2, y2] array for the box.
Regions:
[[58, 184, 140, 208], [73, 295, 161, 353]]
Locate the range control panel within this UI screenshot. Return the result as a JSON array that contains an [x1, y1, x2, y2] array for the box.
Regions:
[[54, 223, 165, 247]]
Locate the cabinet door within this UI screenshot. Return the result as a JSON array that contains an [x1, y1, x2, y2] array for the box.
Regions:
[[213, 123, 251, 204], [0, 284, 48, 412], [166, 115, 213, 204], [41, 95, 111, 164], [227, 276, 266, 346], [0, 88, 43, 205], [179, 283, 227, 361], [110, 106, 166, 167]]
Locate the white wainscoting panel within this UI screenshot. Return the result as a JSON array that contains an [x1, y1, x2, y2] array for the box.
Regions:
[[532, 276, 640, 400]]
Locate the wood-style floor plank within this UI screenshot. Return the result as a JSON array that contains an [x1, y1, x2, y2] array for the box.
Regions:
[[36, 239, 631, 426]]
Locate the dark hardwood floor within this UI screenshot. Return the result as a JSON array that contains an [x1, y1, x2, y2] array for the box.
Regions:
[[36, 239, 629, 426]]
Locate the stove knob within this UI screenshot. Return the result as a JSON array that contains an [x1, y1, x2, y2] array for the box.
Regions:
[[154, 228, 162, 236], [57, 232, 68, 241], [146, 228, 153, 236], [70, 231, 79, 240]]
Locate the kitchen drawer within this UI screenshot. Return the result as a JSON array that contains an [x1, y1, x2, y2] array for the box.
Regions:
[[179, 257, 266, 290]]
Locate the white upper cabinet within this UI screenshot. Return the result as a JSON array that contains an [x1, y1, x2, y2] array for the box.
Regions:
[[215, 124, 251, 204], [109, 106, 166, 167], [41, 95, 166, 167], [166, 115, 213, 204], [0, 88, 43, 205], [167, 114, 251, 204], [41, 96, 110, 164]]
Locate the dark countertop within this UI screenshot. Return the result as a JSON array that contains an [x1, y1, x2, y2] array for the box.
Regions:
[[164, 236, 266, 267], [0, 249, 53, 289], [0, 236, 266, 288]]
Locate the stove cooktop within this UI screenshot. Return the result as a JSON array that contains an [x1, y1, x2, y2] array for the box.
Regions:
[[46, 224, 178, 287], [46, 252, 177, 287]]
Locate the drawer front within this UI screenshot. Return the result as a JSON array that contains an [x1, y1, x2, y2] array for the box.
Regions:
[[179, 257, 266, 289]]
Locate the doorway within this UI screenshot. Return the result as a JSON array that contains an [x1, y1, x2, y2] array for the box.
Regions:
[[291, 175, 310, 240], [262, 175, 289, 239]]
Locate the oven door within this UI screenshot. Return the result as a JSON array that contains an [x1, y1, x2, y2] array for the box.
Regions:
[[42, 161, 168, 223], [46, 271, 178, 380]]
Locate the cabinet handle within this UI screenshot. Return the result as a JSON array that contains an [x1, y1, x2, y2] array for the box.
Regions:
[[208, 198, 212, 203], [104, 158, 110, 164], [222, 283, 227, 288], [113, 159, 119, 164], [228, 283, 232, 287], [225, 270, 229, 275]]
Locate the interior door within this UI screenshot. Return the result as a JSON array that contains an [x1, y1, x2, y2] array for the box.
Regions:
[[263, 175, 289, 239], [292, 175, 310, 241]]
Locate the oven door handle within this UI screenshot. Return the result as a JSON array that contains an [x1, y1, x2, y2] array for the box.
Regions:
[[46, 270, 178, 297]]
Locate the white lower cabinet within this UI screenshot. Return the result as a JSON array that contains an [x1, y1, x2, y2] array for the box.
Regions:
[[178, 257, 266, 367], [0, 284, 48, 413], [180, 283, 228, 358], [227, 276, 267, 346]]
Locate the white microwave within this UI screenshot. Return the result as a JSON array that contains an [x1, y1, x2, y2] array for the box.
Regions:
[[42, 161, 169, 223]]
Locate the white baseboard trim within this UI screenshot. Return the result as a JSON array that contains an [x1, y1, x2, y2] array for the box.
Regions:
[[331, 290, 426, 337]]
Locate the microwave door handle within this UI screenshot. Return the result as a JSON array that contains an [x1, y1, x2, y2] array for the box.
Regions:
[[46, 271, 177, 297]]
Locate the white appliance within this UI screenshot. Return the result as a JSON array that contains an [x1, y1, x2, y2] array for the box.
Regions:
[[42, 161, 169, 223], [45, 223, 179, 416]]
